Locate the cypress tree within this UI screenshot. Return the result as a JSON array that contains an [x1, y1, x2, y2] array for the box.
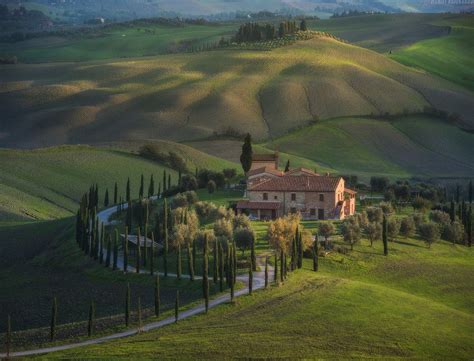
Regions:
[[249, 258, 253, 295], [158, 182, 161, 198], [264, 256, 268, 288], [240, 133, 253, 173], [50, 297, 57, 342], [218, 242, 224, 292], [154, 275, 160, 317], [136, 228, 141, 274], [94, 218, 99, 260], [177, 244, 182, 280], [274, 252, 278, 283], [468, 207, 472, 247], [250, 235, 256, 271], [87, 301, 95, 337], [124, 227, 129, 273], [114, 182, 118, 204], [168, 174, 171, 190], [203, 235, 209, 312], [232, 242, 237, 285], [150, 232, 155, 276], [125, 283, 130, 327], [106, 234, 111, 267], [383, 215, 389, 256], [230, 245, 235, 302], [6, 315, 11, 357], [450, 199, 456, 222], [456, 184, 460, 203], [297, 231, 303, 269], [192, 238, 197, 274], [148, 174, 155, 198], [284, 159, 290, 172], [137, 297, 142, 332], [139, 174, 144, 199], [313, 236, 319, 272], [113, 230, 118, 270], [291, 231, 297, 271], [187, 242, 194, 281], [469, 180, 472, 204], [104, 188, 109, 207], [163, 170, 167, 193], [126, 200, 132, 234], [175, 291, 179, 323], [143, 222, 148, 268], [178, 169, 182, 187], [163, 199, 169, 277], [99, 223, 105, 264], [280, 249, 284, 283], [213, 239, 218, 284], [126, 178, 131, 203]]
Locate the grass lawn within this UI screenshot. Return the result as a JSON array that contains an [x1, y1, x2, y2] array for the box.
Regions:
[[34, 235, 473, 359]]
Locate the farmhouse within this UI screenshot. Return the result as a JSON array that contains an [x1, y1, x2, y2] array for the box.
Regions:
[[237, 153, 356, 220]]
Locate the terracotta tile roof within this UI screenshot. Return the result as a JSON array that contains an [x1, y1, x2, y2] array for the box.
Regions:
[[344, 188, 357, 194], [248, 176, 342, 192], [252, 153, 278, 161], [285, 167, 319, 176], [247, 166, 284, 178], [236, 200, 281, 210]]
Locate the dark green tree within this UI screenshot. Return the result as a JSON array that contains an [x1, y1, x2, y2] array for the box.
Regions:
[[6, 315, 11, 357], [99, 223, 105, 264], [113, 230, 118, 270], [105, 234, 111, 267], [274, 252, 278, 283], [143, 222, 148, 268], [450, 199, 456, 222], [284, 159, 290, 172], [139, 174, 144, 199], [240, 133, 253, 173], [136, 228, 141, 273], [297, 231, 303, 269], [104, 188, 109, 207], [126, 178, 131, 203], [124, 227, 129, 273], [50, 297, 57, 342], [203, 235, 209, 312], [154, 275, 160, 317], [218, 242, 224, 292], [150, 232, 155, 276], [264, 256, 268, 288], [469, 180, 472, 204], [87, 301, 95, 337], [163, 170, 167, 193], [125, 283, 130, 327], [249, 257, 253, 295], [114, 182, 118, 204], [168, 174, 171, 190], [177, 244, 182, 280], [468, 207, 472, 247], [175, 291, 179, 323], [383, 215, 389, 256], [280, 249, 284, 283], [230, 244, 235, 302], [313, 235, 319, 272], [137, 297, 142, 332], [213, 239, 218, 284], [163, 199, 169, 277], [250, 234, 256, 271], [187, 242, 194, 281], [300, 19, 308, 31], [148, 174, 155, 198]]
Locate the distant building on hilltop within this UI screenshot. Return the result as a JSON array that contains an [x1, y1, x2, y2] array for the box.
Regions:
[[237, 153, 356, 221]]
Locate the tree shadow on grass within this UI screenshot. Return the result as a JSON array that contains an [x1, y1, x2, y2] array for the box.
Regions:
[[392, 239, 426, 249]]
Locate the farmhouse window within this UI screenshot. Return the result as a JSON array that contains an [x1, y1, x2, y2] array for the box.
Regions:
[[291, 193, 296, 201], [263, 193, 268, 200], [310, 208, 316, 216], [319, 194, 324, 202], [274, 195, 278, 200]]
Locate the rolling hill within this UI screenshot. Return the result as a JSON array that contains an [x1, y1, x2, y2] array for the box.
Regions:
[[1, 33, 473, 150]]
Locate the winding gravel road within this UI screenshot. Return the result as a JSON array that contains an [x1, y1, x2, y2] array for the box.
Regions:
[[1, 201, 273, 358]]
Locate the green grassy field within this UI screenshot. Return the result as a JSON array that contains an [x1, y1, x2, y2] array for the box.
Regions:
[[0, 143, 236, 222], [34, 234, 473, 359], [0, 23, 237, 63], [391, 15, 474, 91], [2, 32, 473, 150]]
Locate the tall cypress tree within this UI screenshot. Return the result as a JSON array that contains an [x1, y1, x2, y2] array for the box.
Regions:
[[274, 252, 278, 283], [154, 275, 160, 317], [218, 242, 224, 292], [175, 291, 179, 323], [313, 236, 319, 272], [232, 242, 237, 285], [230, 244, 234, 302], [469, 180, 473, 204], [264, 256, 268, 288], [143, 222, 148, 268], [50, 297, 57, 342], [126, 178, 131, 203], [203, 235, 209, 312], [187, 242, 194, 281], [148, 174, 155, 198], [192, 239, 197, 274], [163, 199, 169, 277], [280, 249, 284, 283], [468, 207, 472, 247], [105, 234, 111, 267], [139, 174, 144, 199], [168, 174, 171, 190], [134, 297, 141, 333], [87, 301, 95, 337], [124, 227, 129, 273], [383, 215, 389, 256], [450, 199, 456, 222], [249, 257, 253, 295], [114, 182, 118, 204], [177, 244, 182, 280], [113, 230, 118, 270], [125, 283, 130, 327], [163, 170, 167, 193], [136, 228, 141, 274], [250, 235, 256, 271], [240, 133, 253, 173], [104, 188, 109, 207], [6, 315, 11, 357], [213, 239, 218, 284], [150, 232, 155, 276], [284, 159, 290, 172], [99, 223, 105, 264], [297, 231, 303, 269]]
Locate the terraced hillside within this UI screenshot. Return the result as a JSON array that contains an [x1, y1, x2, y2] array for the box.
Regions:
[[0, 142, 236, 222], [1, 34, 473, 148]]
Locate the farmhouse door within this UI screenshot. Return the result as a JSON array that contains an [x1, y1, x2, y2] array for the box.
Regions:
[[318, 209, 325, 220]]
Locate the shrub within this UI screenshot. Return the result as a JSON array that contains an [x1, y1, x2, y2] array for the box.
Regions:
[[319, 222, 335, 242], [213, 218, 233, 240], [181, 175, 198, 191], [419, 222, 440, 248], [400, 217, 415, 238], [366, 207, 383, 223], [233, 213, 251, 230], [364, 222, 382, 246], [429, 210, 451, 226], [233, 227, 255, 254], [195, 201, 217, 220], [370, 176, 389, 192], [412, 197, 432, 213], [184, 191, 198, 205], [443, 220, 464, 244], [387, 217, 400, 241], [207, 180, 216, 194], [172, 193, 188, 209], [412, 212, 425, 228], [379, 202, 394, 215]]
